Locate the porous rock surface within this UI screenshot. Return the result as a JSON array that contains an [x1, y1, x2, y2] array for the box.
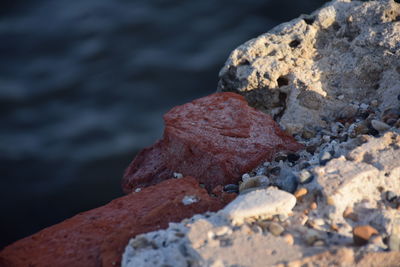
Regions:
[[0, 177, 227, 267], [121, 126, 400, 267], [218, 0, 400, 135], [123, 92, 303, 192]]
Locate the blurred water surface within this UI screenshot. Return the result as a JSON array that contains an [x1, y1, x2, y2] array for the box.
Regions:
[[0, 0, 326, 247]]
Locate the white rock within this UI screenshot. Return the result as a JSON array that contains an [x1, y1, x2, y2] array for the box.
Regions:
[[218, 0, 400, 135], [371, 119, 391, 132], [220, 187, 296, 225]]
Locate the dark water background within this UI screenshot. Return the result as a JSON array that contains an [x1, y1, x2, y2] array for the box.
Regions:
[[0, 0, 327, 248]]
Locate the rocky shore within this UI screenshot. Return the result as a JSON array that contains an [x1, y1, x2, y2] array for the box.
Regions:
[[1, 0, 400, 266]]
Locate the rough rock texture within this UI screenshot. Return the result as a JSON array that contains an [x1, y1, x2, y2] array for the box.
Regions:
[[281, 248, 400, 267], [221, 187, 296, 225], [123, 92, 303, 192], [122, 204, 309, 267], [218, 0, 400, 135], [311, 132, 400, 236], [0, 177, 227, 267], [121, 132, 400, 267]]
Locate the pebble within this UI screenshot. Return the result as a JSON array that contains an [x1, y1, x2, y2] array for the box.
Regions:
[[360, 103, 369, 110], [337, 94, 344, 100], [330, 223, 339, 232], [173, 172, 183, 179], [283, 233, 294, 245], [354, 123, 369, 136], [134, 188, 142, 193], [369, 235, 387, 250], [239, 177, 262, 193], [310, 202, 317, 210], [371, 119, 391, 132], [269, 166, 281, 176], [212, 226, 232, 237], [239, 175, 270, 193], [343, 206, 359, 222], [222, 187, 296, 225], [370, 99, 378, 106], [313, 218, 325, 226], [275, 170, 298, 193], [305, 229, 320, 245], [313, 240, 325, 247], [242, 173, 251, 181], [294, 188, 308, 199], [386, 191, 397, 202], [297, 169, 314, 184], [268, 222, 285, 236], [287, 153, 300, 163], [182, 195, 199, 205], [319, 151, 332, 165], [353, 225, 378, 246], [322, 135, 331, 142], [223, 184, 239, 193], [302, 128, 316, 139], [274, 152, 288, 162]]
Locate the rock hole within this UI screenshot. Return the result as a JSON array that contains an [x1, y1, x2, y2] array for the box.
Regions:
[[303, 16, 315, 25], [289, 39, 301, 48], [373, 84, 380, 90], [238, 59, 250, 66], [332, 22, 341, 31], [267, 50, 277, 56], [277, 76, 289, 87]]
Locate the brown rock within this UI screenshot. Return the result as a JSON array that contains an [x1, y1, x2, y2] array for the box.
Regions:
[[123, 92, 303, 192], [294, 187, 308, 200], [353, 225, 379, 246], [0, 177, 227, 267]]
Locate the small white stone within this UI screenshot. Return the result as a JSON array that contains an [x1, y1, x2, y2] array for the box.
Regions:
[[242, 173, 251, 181], [337, 94, 344, 100], [182, 195, 199, 205], [173, 172, 183, 179], [134, 188, 141, 193], [360, 103, 369, 110], [221, 187, 296, 225], [371, 120, 391, 132]]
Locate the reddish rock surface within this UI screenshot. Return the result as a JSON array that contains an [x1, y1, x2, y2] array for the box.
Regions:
[[0, 177, 227, 267], [123, 92, 303, 192]]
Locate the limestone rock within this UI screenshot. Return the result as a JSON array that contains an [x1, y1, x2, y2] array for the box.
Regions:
[[122, 213, 306, 267], [123, 92, 303, 192], [0, 177, 226, 267], [218, 0, 400, 135], [313, 132, 400, 230], [221, 187, 296, 225]]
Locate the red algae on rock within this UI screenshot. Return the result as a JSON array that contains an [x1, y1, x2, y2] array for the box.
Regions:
[[123, 92, 303, 192], [0, 177, 227, 267]]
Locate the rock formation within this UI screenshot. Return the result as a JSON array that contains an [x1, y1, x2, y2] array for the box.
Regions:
[[123, 92, 303, 192], [2, 0, 400, 266]]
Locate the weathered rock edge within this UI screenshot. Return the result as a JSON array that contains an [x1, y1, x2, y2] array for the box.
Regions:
[[122, 92, 303, 192], [218, 0, 400, 135]]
